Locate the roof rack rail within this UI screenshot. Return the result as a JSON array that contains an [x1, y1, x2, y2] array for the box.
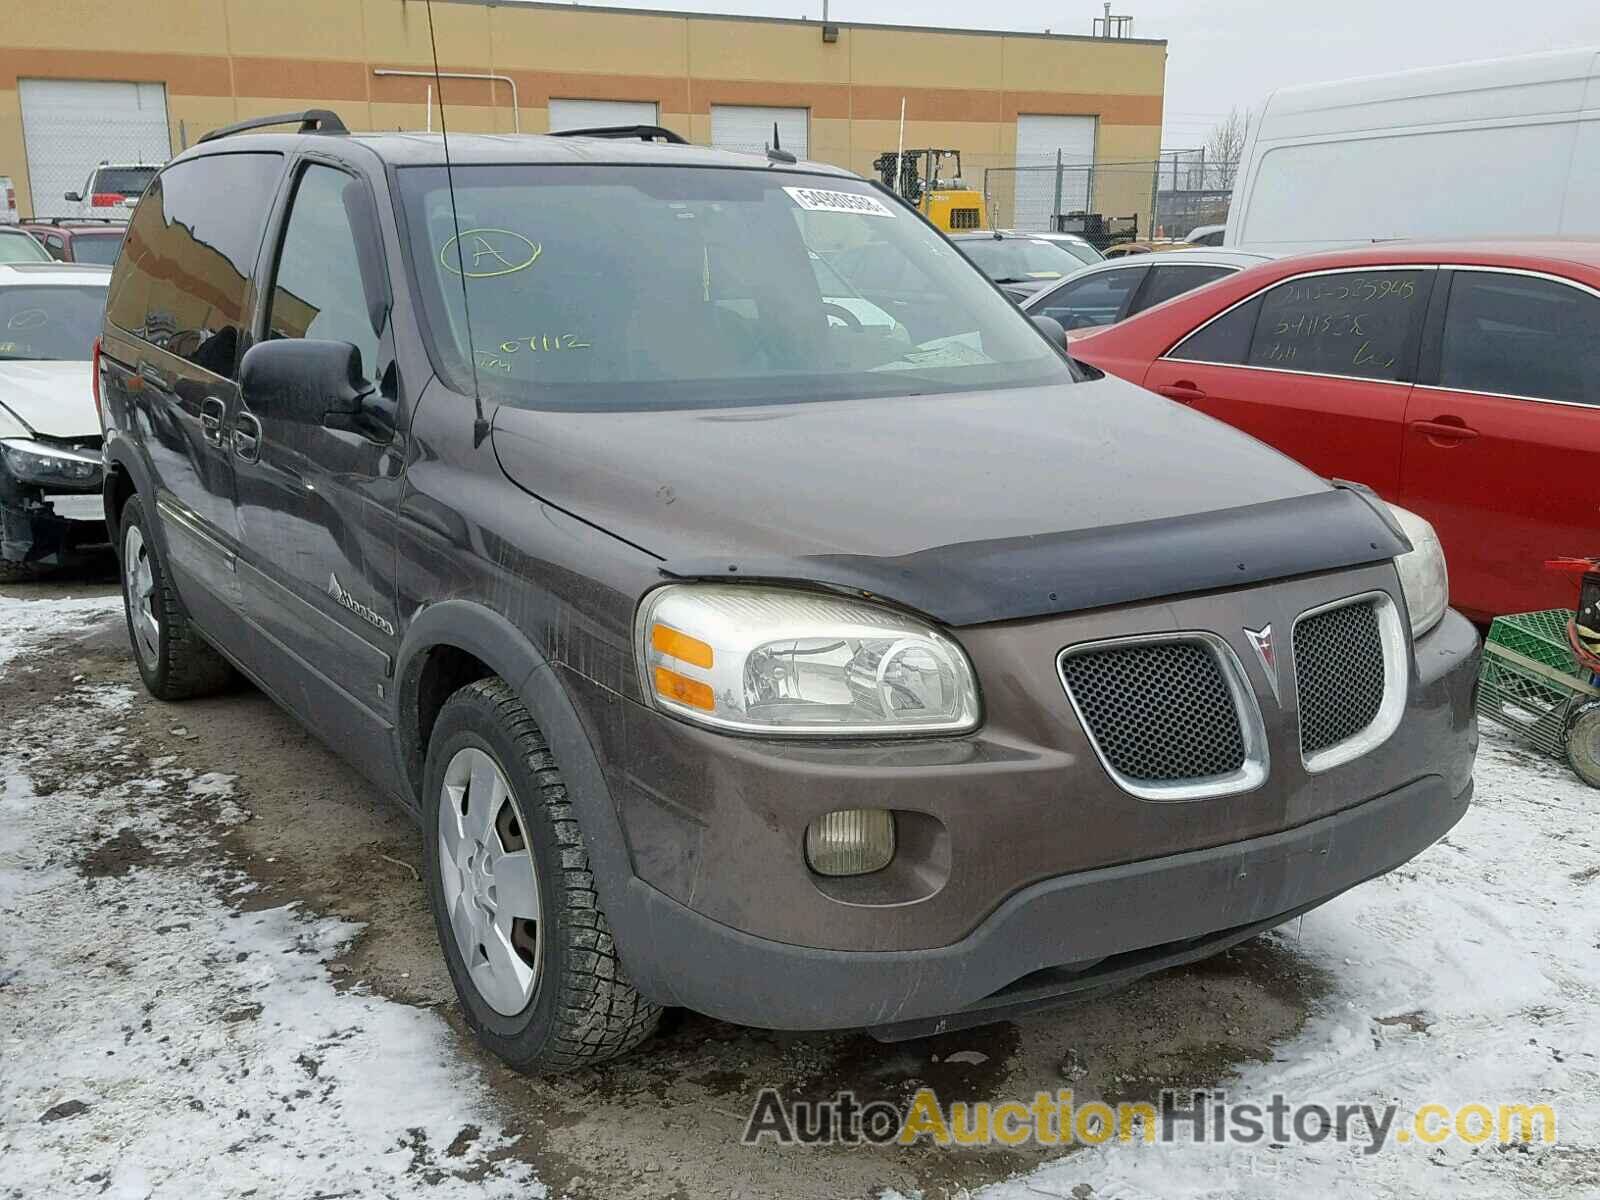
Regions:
[[17, 216, 125, 226], [549, 124, 688, 145], [199, 109, 348, 145]]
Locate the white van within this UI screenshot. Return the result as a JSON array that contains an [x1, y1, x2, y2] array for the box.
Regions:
[[1225, 47, 1600, 252]]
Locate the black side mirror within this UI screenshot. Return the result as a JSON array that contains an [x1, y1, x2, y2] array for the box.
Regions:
[[1031, 314, 1066, 345], [63, 190, 82, 202], [239, 339, 371, 428]]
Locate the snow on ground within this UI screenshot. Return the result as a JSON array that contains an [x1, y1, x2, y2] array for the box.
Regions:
[[4, 589, 1599, 1199], [976, 728, 1600, 1198], [0, 595, 544, 1198]]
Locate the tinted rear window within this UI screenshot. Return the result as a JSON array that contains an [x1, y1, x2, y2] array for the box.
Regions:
[[1440, 271, 1600, 405], [67, 232, 124, 265], [92, 167, 158, 196], [107, 152, 282, 376]]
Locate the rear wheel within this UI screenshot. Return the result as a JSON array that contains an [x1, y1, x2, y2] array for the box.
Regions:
[[422, 677, 660, 1073], [118, 495, 233, 700]]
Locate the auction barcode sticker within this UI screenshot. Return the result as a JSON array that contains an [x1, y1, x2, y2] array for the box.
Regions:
[[784, 187, 895, 218]]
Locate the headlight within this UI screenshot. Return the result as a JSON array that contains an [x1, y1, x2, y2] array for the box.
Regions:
[[0, 438, 103, 489], [637, 584, 981, 735], [1386, 504, 1448, 638]]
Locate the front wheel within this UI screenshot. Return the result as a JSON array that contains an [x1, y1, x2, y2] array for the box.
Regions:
[[422, 677, 660, 1073]]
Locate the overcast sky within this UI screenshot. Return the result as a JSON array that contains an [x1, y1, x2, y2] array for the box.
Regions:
[[573, 0, 1600, 148]]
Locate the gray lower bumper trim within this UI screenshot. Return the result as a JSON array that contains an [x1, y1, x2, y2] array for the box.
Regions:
[[621, 774, 1471, 1031]]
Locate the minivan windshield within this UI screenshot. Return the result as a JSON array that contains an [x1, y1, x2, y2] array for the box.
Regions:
[[398, 165, 1072, 410]]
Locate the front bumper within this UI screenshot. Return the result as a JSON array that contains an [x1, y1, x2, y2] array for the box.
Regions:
[[0, 490, 108, 565], [574, 567, 1479, 1032], [621, 771, 1470, 1034]]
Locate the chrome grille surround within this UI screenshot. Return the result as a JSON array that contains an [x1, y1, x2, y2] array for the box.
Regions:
[[1292, 591, 1409, 773], [1056, 632, 1269, 801]]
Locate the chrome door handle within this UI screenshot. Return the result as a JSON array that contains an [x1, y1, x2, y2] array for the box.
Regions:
[[200, 396, 226, 444], [232, 412, 262, 463]]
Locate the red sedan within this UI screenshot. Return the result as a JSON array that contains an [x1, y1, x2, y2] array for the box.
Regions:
[[1066, 241, 1600, 622]]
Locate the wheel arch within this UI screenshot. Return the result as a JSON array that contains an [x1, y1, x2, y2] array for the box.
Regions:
[[395, 601, 639, 923]]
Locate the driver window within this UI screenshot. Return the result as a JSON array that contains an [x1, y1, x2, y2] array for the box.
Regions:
[[267, 164, 383, 386]]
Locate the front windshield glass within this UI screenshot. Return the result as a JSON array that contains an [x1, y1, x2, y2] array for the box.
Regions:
[[0, 231, 51, 264], [958, 238, 1081, 283], [0, 285, 107, 360], [398, 165, 1071, 410]]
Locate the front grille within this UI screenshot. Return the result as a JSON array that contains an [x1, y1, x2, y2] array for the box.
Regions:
[[948, 208, 981, 229], [1295, 600, 1387, 756], [1059, 640, 1247, 785]]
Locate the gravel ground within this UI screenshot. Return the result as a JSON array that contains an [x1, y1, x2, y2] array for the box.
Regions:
[[2, 573, 1594, 1199]]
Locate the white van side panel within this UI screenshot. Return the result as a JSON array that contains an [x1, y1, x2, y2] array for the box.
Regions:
[[1225, 48, 1600, 251], [1238, 120, 1586, 250]]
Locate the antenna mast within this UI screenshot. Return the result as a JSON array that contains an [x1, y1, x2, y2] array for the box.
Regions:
[[424, 0, 489, 446]]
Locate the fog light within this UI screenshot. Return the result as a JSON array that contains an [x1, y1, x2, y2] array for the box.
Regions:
[[805, 808, 895, 877]]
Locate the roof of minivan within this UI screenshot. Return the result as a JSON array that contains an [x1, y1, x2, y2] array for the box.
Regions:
[[180, 130, 858, 177], [1258, 45, 1599, 114]]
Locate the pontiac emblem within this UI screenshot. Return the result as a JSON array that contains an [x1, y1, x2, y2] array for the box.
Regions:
[[1245, 625, 1279, 700]]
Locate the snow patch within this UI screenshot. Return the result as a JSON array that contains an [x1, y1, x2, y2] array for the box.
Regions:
[[0, 595, 544, 1197]]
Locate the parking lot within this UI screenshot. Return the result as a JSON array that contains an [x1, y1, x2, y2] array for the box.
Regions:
[[8, 4, 1600, 1197], [3, 571, 1596, 1199]]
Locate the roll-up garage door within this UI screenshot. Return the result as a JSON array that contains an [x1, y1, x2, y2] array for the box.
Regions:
[[20, 80, 169, 218], [1013, 114, 1097, 231], [548, 99, 660, 133], [710, 105, 808, 158]]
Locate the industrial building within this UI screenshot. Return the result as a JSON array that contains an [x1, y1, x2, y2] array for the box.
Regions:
[[1, 0, 1167, 228]]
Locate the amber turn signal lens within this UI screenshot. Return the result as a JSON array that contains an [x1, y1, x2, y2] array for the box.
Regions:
[[653, 665, 715, 711], [651, 623, 713, 669]]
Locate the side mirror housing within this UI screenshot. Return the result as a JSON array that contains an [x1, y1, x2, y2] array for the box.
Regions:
[[63, 190, 82, 202], [1031, 314, 1067, 345], [239, 339, 370, 427]]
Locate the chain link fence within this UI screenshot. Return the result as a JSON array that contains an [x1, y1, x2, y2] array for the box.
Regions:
[[1150, 148, 1238, 239], [979, 153, 1241, 243]]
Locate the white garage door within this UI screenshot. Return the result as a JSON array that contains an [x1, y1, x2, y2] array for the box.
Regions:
[[1013, 114, 1097, 230], [547, 99, 659, 133], [20, 80, 169, 218], [711, 105, 807, 158]]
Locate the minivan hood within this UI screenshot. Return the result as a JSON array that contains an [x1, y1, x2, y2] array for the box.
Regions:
[[493, 377, 1407, 621], [0, 361, 98, 439], [490, 374, 1402, 610]]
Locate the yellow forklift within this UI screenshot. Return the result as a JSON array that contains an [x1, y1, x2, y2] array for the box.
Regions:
[[873, 148, 988, 231]]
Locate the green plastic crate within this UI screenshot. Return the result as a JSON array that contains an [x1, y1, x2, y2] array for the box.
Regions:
[[1477, 609, 1598, 758]]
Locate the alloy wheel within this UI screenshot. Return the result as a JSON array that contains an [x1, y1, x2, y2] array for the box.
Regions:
[[123, 523, 159, 669], [437, 746, 543, 1015]]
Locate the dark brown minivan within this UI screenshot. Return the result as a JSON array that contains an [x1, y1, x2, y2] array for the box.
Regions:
[[98, 111, 1479, 1073]]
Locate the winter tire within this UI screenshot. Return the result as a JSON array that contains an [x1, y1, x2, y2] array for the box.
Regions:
[[422, 676, 661, 1073], [118, 494, 233, 700]]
